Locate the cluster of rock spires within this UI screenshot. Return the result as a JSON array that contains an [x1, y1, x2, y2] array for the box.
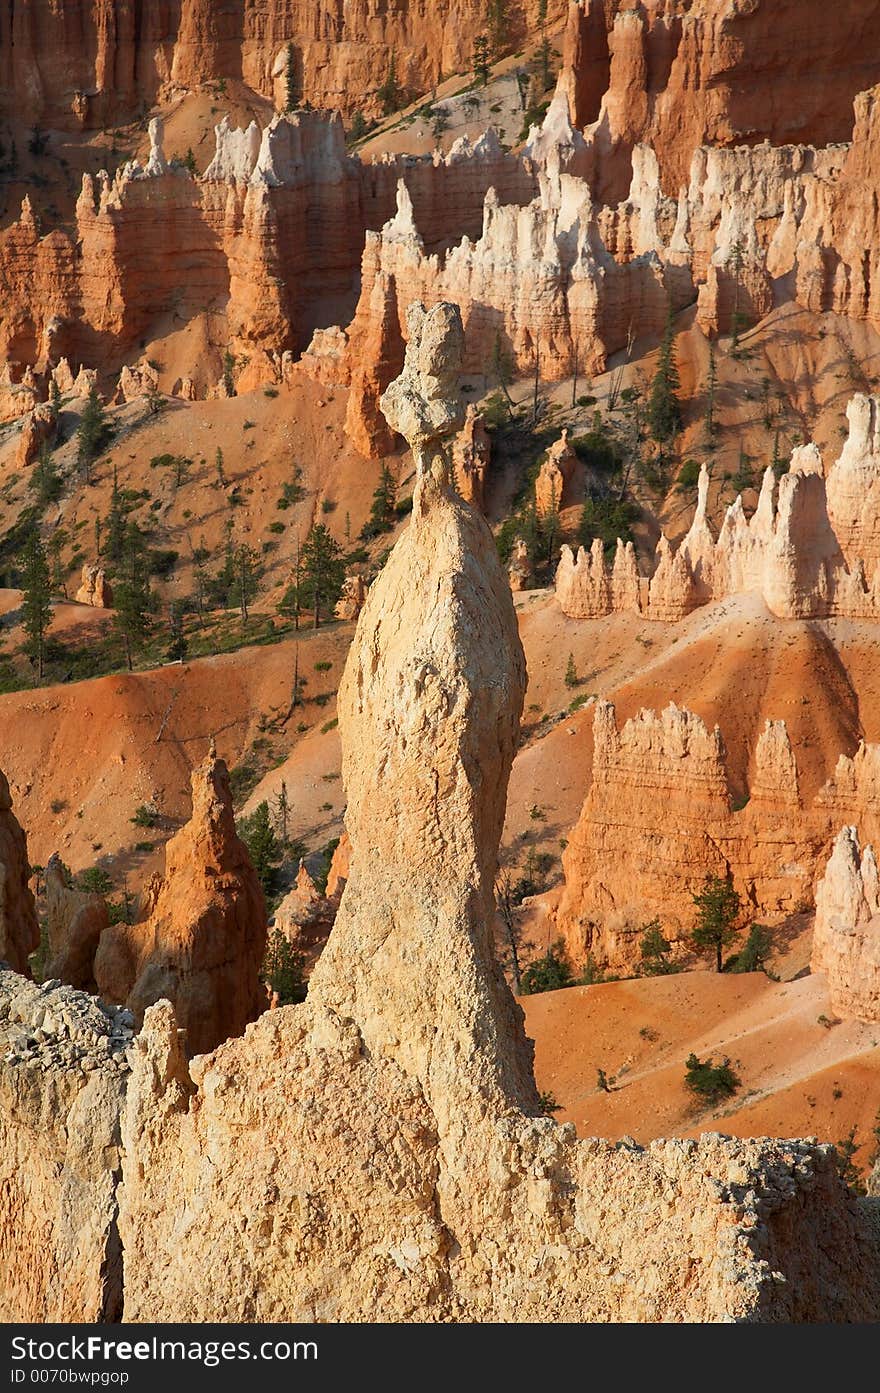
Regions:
[[554, 699, 880, 977], [556, 395, 880, 623], [0, 298, 878, 1321], [5, 1, 880, 460]]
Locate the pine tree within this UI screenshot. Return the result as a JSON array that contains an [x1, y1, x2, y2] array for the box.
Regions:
[[113, 523, 152, 671], [29, 443, 62, 508], [647, 307, 682, 454], [564, 653, 578, 688], [704, 341, 717, 443], [273, 779, 291, 846], [20, 527, 51, 682], [285, 43, 299, 111], [490, 329, 516, 409], [473, 34, 490, 86], [166, 602, 188, 663], [363, 464, 397, 538], [215, 447, 226, 489], [76, 386, 107, 483], [691, 874, 740, 973], [299, 524, 345, 628], [639, 919, 672, 976], [235, 542, 260, 625], [262, 927, 306, 1005], [104, 462, 127, 563], [47, 530, 67, 599], [378, 50, 402, 115], [729, 237, 747, 351], [237, 801, 280, 895], [487, 0, 510, 59]]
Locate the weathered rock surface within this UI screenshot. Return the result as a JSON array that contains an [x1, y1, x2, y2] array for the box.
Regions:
[[44, 854, 109, 993], [94, 752, 267, 1057], [15, 403, 56, 470], [0, 770, 39, 976], [557, 409, 880, 623], [812, 826, 880, 1022], [555, 697, 880, 973], [0, 971, 131, 1321], [453, 404, 491, 511], [75, 564, 113, 610]]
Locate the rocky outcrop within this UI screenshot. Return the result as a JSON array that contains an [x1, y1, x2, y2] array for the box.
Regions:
[[334, 574, 367, 622], [0, 971, 131, 1321], [93, 752, 267, 1057], [75, 564, 113, 610], [0, 1, 567, 129], [508, 538, 531, 592], [115, 360, 159, 404], [556, 412, 880, 624], [535, 430, 578, 516], [15, 404, 57, 470], [44, 854, 109, 993], [0, 771, 39, 977], [556, 0, 880, 201], [827, 395, 880, 569], [812, 826, 880, 1022], [453, 404, 491, 511], [554, 696, 880, 973]]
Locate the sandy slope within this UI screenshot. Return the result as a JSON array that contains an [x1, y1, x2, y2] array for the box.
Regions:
[[523, 968, 880, 1172]]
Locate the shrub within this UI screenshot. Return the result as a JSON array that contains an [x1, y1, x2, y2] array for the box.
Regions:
[[130, 803, 159, 829], [262, 928, 306, 1006], [684, 1053, 740, 1105], [639, 919, 673, 976], [76, 867, 113, 897], [521, 941, 574, 995], [731, 923, 773, 974], [676, 458, 701, 492]]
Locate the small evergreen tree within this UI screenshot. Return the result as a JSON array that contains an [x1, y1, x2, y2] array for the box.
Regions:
[[299, 523, 345, 628], [285, 42, 299, 111], [704, 341, 717, 442], [104, 463, 127, 564], [262, 927, 306, 1005], [647, 307, 682, 453], [684, 1053, 740, 1104], [363, 464, 397, 538], [166, 602, 187, 663], [691, 874, 741, 973], [113, 523, 152, 671], [732, 923, 773, 974], [487, 0, 510, 58], [20, 527, 51, 682], [490, 330, 516, 409], [238, 801, 281, 895], [76, 386, 108, 483], [564, 653, 578, 688], [640, 918, 673, 976], [235, 542, 260, 625], [520, 941, 574, 995], [29, 443, 62, 508], [377, 50, 402, 115], [473, 33, 490, 85], [729, 236, 747, 351], [835, 1127, 865, 1193]]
